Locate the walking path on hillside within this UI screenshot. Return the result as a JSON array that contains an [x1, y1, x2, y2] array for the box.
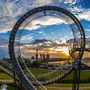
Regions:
[[0, 80, 13, 83], [45, 86, 90, 90]]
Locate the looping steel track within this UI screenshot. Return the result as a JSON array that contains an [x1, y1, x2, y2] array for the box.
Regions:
[[8, 6, 85, 90]]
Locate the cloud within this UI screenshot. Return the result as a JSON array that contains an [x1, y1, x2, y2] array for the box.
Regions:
[[68, 7, 90, 21], [64, 0, 78, 5], [0, 46, 8, 57], [85, 29, 90, 32], [0, 0, 87, 58], [25, 16, 65, 30], [0, 38, 8, 57], [66, 1, 90, 21], [68, 6, 84, 15], [0, 1, 8, 18], [35, 0, 53, 6], [0, 0, 52, 33], [0, 0, 89, 33], [20, 35, 33, 43], [0, 0, 79, 33], [77, 9, 90, 21], [38, 31, 43, 34]]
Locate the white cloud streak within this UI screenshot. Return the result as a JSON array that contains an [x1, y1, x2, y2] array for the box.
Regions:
[[77, 9, 90, 21], [20, 35, 33, 41], [64, 0, 78, 5], [25, 16, 65, 30], [85, 29, 90, 32]]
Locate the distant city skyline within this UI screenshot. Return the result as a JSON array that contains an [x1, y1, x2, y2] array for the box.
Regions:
[[21, 46, 70, 59]]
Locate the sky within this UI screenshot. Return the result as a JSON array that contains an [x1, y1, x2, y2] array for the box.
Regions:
[[0, 0, 90, 58]]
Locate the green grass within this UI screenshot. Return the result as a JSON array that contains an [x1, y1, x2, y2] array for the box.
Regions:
[[29, 68, 50, 75], [40, 88, 90, 90], [59, 71, 90, 83], [0, 69, 90, 83], [7, 85, 15, 90], [0, 69, 90, 82], [38, 83, 90, 90], [29, 68, 62, 80], [29, 68, 90, 82], [48, 83, 90, 87], [0, 73, 13, 80], [0, 69, 90, 90]]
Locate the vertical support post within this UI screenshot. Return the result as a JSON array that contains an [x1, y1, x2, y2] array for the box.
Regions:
[[13, 70, 18, 90], [72, 59, 81, 90], [44, 6, 46, 16]]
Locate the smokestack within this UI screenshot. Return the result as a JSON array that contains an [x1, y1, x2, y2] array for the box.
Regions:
[[43, 54, 45, 60], [46, 52, 50, 60], [36, 49, 38, 61]]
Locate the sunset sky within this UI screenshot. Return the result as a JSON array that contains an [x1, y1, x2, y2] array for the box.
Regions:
[[0, 0, 90, 58]]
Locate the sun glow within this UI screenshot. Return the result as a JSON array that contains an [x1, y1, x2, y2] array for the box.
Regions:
[[63, 47, 69, 56], [48, 46, 69, 56], [54, 46, 69, 56]]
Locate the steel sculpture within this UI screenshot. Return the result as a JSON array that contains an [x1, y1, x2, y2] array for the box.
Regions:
[[9, 6, 85, 90]]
